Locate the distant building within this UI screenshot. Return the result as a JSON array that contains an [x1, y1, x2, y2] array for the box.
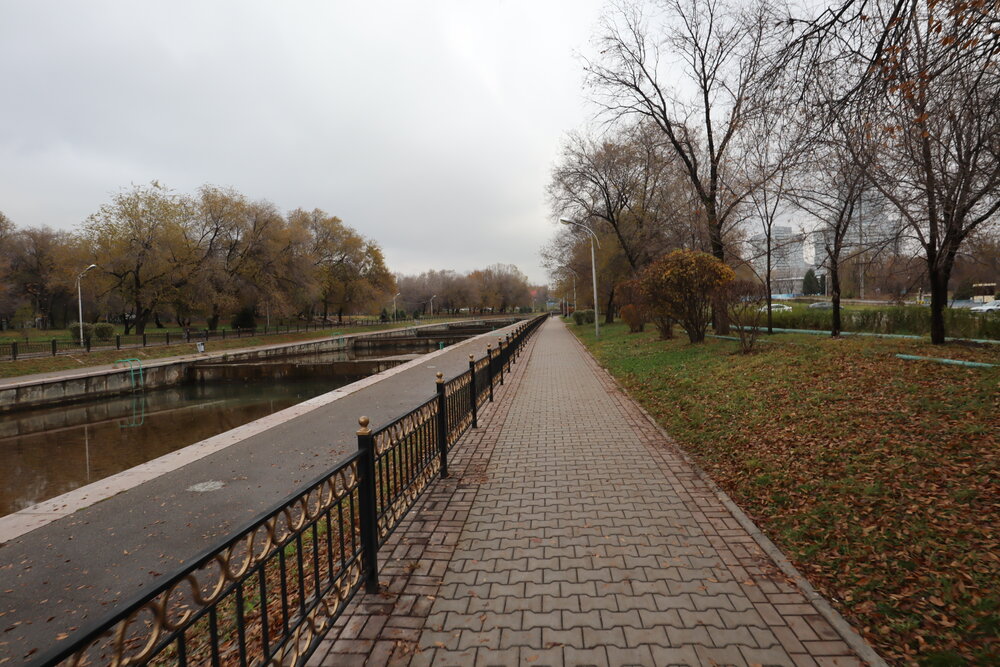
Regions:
[[748, 226, 809, 294]]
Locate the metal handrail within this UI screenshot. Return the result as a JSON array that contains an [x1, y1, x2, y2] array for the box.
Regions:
[[115, 358, 144, 391]]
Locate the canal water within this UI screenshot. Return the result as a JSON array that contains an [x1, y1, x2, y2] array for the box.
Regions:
[[0, 344, 437, 518]]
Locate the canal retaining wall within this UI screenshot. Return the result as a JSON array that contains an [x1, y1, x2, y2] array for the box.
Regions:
[[0, 320, 515, 413]]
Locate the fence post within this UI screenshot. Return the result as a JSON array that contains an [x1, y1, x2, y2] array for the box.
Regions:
[[85, 337, 91, 353], [51, 339, 57, 356], [11, 341, 17, 361], [185, 329, 190, 343], [486, 344, 494, 402], [223, 329, 227, 340], [356, 416, 380, 594], [116, 334, 121, 350], [468, 355, 478, 429], [435, 372, 449, 478], [497, 338, 505, 385], [142, 333, 147, 347]]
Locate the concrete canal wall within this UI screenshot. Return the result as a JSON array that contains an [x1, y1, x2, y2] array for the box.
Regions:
[[0, 320, 513, 413]]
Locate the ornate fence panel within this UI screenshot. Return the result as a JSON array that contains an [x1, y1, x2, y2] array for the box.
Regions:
[[443, 371, 474, 446], [34, 457, 365, 667], [473, 357, 491, 410], [369, 397, 441, 546]]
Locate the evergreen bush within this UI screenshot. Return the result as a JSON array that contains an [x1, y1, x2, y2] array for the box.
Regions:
[[231, 307, 256, 330], [68, 322, 94, 342], [93, 322, 115, 341]]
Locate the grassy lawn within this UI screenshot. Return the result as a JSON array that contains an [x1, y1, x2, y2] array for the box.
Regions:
[[0, 320, 459, 380], [569, 319, 999, 665]]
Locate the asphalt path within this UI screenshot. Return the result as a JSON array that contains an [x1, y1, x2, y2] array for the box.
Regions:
[[0, 321, 525, 663]]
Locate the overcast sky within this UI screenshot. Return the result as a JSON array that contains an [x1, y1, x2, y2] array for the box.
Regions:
[[0, 1, 610, 285]]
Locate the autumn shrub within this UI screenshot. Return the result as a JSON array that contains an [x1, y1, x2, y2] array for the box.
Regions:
[[619, 278, 670, 338], [620, 304, 645, 333], [637, 250, 735, 343], [572, 310, 586, 325], [721, 280, 766, 353]]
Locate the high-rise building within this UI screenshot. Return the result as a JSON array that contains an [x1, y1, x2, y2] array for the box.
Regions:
[[747, 226, 808, 293]]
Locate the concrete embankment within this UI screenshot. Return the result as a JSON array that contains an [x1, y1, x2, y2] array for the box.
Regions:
[[0, 321, 491, 413]]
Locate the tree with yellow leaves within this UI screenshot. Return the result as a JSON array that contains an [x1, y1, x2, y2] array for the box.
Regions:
[[637, 250, 735, 343]]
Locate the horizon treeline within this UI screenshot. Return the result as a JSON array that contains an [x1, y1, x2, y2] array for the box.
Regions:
[[393, 266, 547, 319], [0, 182, 394, 335], [0, 183, 541, 336]]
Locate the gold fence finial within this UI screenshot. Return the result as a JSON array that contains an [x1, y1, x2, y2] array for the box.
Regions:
[[436, 371, 444, 384], [357, 416, 371, 436], [469, 354, 475, 362]]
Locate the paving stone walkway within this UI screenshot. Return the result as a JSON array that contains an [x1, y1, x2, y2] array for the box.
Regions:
[[309, 318, 883, 666]]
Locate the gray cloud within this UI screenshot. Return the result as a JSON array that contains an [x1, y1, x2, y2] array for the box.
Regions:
[[0, 0, 608, 284]]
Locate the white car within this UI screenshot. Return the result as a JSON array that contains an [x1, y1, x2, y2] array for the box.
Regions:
[[759, 303, 792, 312], [970, 301, 1000, 313]]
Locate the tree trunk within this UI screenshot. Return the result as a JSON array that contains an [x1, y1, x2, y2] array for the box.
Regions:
[[766, 234, 773, 334], [928, 267, 949, 345], [604, 286, 615, 325], [134, 310, 150, 336], [708, 213, 730, 335], [831, 264, 842, 337], [154, 312, 164, 329], [653, 316, 674, 340]]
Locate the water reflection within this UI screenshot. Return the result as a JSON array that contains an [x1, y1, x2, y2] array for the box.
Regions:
[[0, 378, 353, 517]]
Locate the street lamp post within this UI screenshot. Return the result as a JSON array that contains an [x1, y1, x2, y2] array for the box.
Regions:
[[560, 218, 600, 339], [564, 266, 578, 313], [76, 264, 97, 348], [392, 292, 400, 322], [429, 294, 437, 317]]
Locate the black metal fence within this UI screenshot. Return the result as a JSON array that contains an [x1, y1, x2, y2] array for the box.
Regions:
[[32, 314, 547, 667], [0, 314, 525, 361], [0, 319, 410, 362]]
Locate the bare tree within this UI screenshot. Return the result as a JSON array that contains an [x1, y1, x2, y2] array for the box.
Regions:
[[737, 77, 812, 333], [586, 0, 785, 330], [787, 0, 1000, 343], [789, 128, 899, 336], [848, 0, 1000, 343], [548, 122, 693, 273]]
